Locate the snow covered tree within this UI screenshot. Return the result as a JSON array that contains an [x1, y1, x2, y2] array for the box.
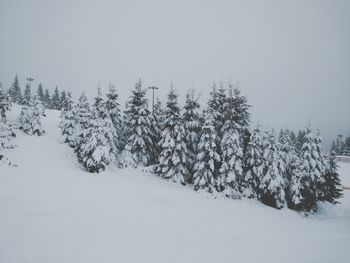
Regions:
[[75, 90, 119, 172], [215, 86, 243, 198], [182, 90, 201, 183], [9, 75, 22, 104], [43, 89, 51, 109], [149, 97, 165, 162], [322, 151, 343, 204], [157, 87, 189, 185], [259, 131, 287, 209], [94, 88, 119, 158], [242, 125, 264, 199], [37, 83, 44, 102], [121, 80, 155, 166], [207, 82, 226, 137], [75, 93, 91, 131], [59, 91, 76, 147], [18, 97, 44, 136], [51, 87, 61, 110], [295, 126, 325, 212], [23, 83, 32, 106], [0, 84, 15, 151], [313, 129, 329, 201], [106, 84, 122, 141], [0, 83, 11, 121], [60, 90, 67, 110], [228, 81, 251, 135], [75, 117, 111, 173], [193, 111, 220, 192]]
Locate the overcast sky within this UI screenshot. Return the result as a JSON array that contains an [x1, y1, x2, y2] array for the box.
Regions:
[[0, 0, 349, 147]]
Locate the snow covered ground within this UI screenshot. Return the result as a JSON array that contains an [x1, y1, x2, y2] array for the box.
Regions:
[[1, 107, 349, 263]]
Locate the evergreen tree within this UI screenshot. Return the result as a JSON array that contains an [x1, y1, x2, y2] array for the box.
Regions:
[[259, 131, 287, 209], [51, 87, 61, 110], [75, 93, 91, 131], [75, 114, 112, 173], [216, 87, 243, 197], [0, 83, 11, 121], [18, 97, 44, 136], [193, 111, 220, 192], [228, 82, 251, 134], [23, 83, 32, 106], [121, 80, 155, 166], [37, 83, 44, 102], [106, 84, 122, 140], [296, 130, 306, 152], [157, 87, 189, 185], [149, 97, 165, 163], [31, 96, 45, 135], [60, 90, 67, 110], [9, 75, 22, 104], [207, 83, 226, 137], [94, 88, 119, 158], [314, 129, 328, 201], [322, 151, 343, 204], [295, 126, 325, 212], [0, 83, 15, 151], [242, 125, 264, 199], [182, 90, 201, 183], [44, 89, 51, 109], [59, 91, 76, 147]]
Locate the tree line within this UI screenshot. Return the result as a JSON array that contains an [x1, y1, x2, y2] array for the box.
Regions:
[[0, 76, 344, 214], [8, 75, 70, 111], [331, 134, 350, 156]]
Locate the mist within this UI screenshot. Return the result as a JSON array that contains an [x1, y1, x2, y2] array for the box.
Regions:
[[0, 0, 349, 147]]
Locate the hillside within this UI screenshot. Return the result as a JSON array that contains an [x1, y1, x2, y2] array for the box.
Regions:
[[1, 107, 350, 263]]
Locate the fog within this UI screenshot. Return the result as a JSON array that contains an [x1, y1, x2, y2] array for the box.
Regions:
[[0, 0, 349, 147]]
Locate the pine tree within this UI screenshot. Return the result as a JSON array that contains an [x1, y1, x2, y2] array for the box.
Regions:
[[182, 90, 201, 183], [75, 90, 119, 172], [314, 129, 328, 201], [59, 91, 76, 147], [216, 86, 243, 198], [259, 131, 287, 209], [228, 81, 251, 134], [51, 87, 61, 110], [93, 88, 119, 158], [75, 93, 91, 131], [31, 96, 45, 136], [23, 83, 32, 106], [0, 83, 11, 121], [242, 125, 263, 199], [60, 90, 67, 110], [296, 130, 306, 152], [75, 115, 111, 173], [9, 75, 22, 104], [149, 97, 164, 163], [193, 111, 220, 192], [157, 86, 189, 185], [18, 97, 44, 136], [296, 126, 324, 212], [106, 84, 122, 141], [0, 84, 15, 151], [207, 83, 226, 137], [37, 83, 44, 102], [121, 80, 155, 166], [44, 89, 51, 109], [322, 151, 343, 204]]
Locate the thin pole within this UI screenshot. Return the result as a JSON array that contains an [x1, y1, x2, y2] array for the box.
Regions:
[[148, 86, 159, 115]]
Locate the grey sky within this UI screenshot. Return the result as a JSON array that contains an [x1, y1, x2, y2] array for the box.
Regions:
[[0, 0, 349, 147]]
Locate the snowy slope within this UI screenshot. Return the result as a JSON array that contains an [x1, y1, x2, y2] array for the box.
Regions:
[[0, 107, 350, 263]]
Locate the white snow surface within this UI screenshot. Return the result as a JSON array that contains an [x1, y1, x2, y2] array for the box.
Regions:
[[1, 106, 350, 263]]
